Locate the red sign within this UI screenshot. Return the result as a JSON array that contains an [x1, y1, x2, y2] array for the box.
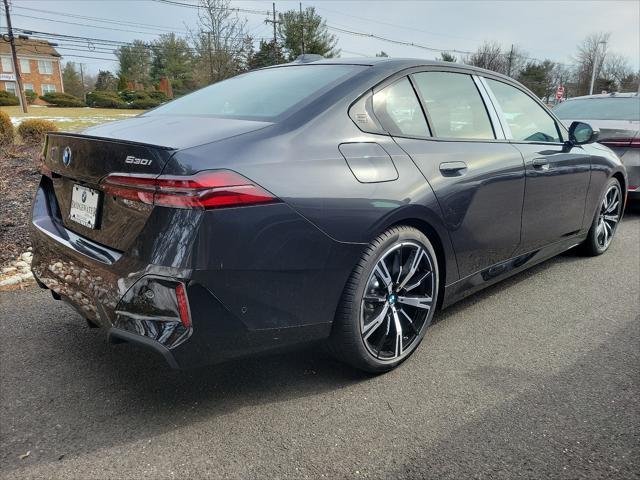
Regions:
[[555, 85, 565, 100]]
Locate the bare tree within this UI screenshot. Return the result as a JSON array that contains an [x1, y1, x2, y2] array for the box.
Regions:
[[602, 53, 632, 91], [465, 41, 505, 73], [192, 0, 250, 85], [464, 42, 527, 76], [574, 32, 611, 95]]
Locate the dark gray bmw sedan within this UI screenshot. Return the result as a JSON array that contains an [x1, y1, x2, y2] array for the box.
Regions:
[[31, 58, 627, 373]]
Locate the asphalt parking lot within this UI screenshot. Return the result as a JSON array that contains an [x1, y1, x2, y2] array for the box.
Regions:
[[1, 207, 638, 479]]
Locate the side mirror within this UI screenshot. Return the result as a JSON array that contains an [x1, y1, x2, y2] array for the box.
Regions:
[[568, 121, 599, 145]]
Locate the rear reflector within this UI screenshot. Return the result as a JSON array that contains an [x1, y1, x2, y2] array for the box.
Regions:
[[600, 137, 640, 148], [175, 283, 191, 329], [101, 170, 278, 209]]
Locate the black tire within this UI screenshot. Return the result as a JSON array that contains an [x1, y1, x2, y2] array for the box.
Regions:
[[581, 177, 623, 256], [327, 226, 439, 373]]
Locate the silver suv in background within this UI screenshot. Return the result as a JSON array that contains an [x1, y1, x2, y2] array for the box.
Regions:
[[554, 92, 640, 200]]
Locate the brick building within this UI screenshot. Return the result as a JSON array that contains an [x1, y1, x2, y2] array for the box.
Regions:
[[0, 38, 63, 104]]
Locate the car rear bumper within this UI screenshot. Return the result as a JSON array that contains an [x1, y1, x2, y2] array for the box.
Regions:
[[618, 148, 640, 200], [31, 176, 363, 368]]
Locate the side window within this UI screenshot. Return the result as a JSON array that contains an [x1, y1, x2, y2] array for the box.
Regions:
[[486, 79, 561, 143], [373, 77, 429, 137], [412, 72, 495, 140]]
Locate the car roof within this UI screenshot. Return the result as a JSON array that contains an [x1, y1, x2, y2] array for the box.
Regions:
[[282, 57, 515, 82], [564, 92, 640, 101]]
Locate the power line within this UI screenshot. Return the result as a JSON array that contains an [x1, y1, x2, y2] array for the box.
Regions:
[[12, 5, 190, 33], [11, 12, 188, 36]]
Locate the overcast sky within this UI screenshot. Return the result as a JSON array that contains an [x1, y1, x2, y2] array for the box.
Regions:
[[3, 0, 639, 74]]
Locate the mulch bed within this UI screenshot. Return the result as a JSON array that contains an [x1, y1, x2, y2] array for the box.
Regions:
[[0, 145, 41, 267]]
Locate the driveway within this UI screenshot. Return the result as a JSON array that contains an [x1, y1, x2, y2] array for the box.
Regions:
[[1, 208, 638, 479]]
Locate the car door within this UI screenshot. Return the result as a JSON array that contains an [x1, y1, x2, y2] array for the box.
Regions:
[[372, 70, 526, 278], [482, 78, 592, 253]]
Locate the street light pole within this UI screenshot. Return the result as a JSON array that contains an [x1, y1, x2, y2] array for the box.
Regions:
[[589, 40, 606, 96]]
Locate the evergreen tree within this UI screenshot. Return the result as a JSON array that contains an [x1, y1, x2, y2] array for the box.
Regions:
[[62, 62, 84, 98], [150, 33, 194, 95], [94, 70, 117, 91], [248, 40, 286, 70], [277, 6, 339, 60], [116, 40, 153, 87]]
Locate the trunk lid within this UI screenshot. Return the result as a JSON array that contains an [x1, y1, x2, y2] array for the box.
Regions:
[[43, 133, 175, 252], [42, 116, 272, 252]]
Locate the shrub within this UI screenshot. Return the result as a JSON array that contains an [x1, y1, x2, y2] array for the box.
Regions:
[[148, 90, 169, 102], [0, 110, 14, 149], [119, 89, 148, 103], [40, 92, 86, 108], [129, 98, 162, 109], [0, 90, 19, 106], [17, 119, 58, 146], [119, 90, 164, 109], [86, 90, 127, 108], [25, 90, 37, 105]]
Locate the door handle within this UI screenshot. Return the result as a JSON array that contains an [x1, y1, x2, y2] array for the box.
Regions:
[[532, 158, 550, 170], [439, 161, 467, 176]]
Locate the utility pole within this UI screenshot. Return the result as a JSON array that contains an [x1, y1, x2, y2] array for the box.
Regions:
[[506, 44, 514, 77], [79, 63, 86, 102], [299, 2, 304, 56], [3, 0, 27, 113], [589, 40, 606, 95], [264, 2, 281, 63]]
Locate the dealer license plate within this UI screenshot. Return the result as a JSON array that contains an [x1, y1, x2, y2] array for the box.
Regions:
[[69, 184, 100, 229]]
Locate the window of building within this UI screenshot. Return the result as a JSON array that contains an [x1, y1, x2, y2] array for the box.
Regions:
[[19, 59, 30, 74], [1, 57, 13, 73], [38, 60, 53, 75], [372, 77, 429, 137], [486, 79, 561, 143], [42, 84, 56, 94], [23, 83, 34, 92], [4, 82, 16, 94], [412, 72, 495, 140]]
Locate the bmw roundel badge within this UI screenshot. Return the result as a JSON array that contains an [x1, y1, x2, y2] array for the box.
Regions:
[[62, 146, 72, 167]]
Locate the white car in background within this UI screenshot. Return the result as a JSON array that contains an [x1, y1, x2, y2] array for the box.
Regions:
[[554, 92, 640, 200]]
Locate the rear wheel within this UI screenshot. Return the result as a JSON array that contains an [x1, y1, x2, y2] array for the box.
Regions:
[[327, 226, 439, 373], [582, 178, 622, 256]]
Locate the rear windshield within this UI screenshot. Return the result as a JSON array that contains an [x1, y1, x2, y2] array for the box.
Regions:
[[553, 97, 640, 121], [144, 65, 365, 120]]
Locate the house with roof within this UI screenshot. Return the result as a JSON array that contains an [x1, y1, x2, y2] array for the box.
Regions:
[[0, 38, 63, 104]]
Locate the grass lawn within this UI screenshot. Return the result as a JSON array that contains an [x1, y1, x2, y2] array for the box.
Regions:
[[0, 105, 145, 132]]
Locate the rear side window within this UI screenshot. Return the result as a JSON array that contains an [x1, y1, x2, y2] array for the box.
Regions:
[[412, 72, 495, 140], [144, 65, 365, 120], [373, 77, 429, 137], [487, 79, 561, 143], [553, 97, 640, 121]]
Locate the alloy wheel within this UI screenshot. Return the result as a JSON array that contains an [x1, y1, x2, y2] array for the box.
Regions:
[[360, 242, 436, 361], [596, 184, 621, 250]]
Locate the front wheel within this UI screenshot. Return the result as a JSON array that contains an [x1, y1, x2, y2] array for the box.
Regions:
[[582, 178, 623, 256], [327, 226, 439, 373]]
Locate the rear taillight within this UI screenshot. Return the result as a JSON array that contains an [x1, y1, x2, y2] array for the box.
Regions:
[[101, 170, 278, 209], [600, 137, 640, 148]]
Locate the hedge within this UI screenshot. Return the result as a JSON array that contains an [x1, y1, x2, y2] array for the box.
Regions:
[[86, 91, 127, 109], [0, 90, 19, 106], [17, 119, 58, 146], [85, 89, 166, 109], [40, 92, 86, 108], [0, 110, 14, 149]]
